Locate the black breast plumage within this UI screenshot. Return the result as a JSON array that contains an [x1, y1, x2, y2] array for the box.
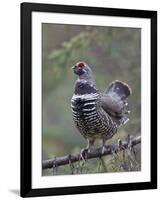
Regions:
[[71, 93, 117, 139]]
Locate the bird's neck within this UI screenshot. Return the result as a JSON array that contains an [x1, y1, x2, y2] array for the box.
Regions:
[[74, 79, 99, 96], [78, 73, 95, 85]]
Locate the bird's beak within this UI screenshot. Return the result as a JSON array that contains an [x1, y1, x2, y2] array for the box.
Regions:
[[72, 66, 75, 69]]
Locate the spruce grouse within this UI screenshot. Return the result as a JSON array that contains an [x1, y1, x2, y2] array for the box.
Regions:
[[71, 61, 132, 157]]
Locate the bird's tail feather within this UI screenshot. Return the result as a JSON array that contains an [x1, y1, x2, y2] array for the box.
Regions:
[[105, 80, 132, 126], [105, 80, 132, 100]]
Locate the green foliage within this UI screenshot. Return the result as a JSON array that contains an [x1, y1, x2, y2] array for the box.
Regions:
[[42, 24, 141, 175], [43, 31, 94, 94]]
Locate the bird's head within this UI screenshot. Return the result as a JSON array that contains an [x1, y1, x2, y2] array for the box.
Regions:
[[72, 61, 91, 76], [72, 61, 96, 88]]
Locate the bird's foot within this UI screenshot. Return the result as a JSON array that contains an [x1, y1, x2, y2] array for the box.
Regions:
[[127, 134, 132, 149], [80, 148, 89, 163], [101, 146, 106, 154], [118, 139, 123, 150]]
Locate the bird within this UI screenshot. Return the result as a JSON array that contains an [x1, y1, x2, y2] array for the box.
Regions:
[[71, 61, 132, 159]]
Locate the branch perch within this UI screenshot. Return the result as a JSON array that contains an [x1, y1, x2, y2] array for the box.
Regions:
[[42, 136, 141, 170]]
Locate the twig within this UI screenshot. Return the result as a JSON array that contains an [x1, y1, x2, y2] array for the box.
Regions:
[[42, 136, 141, 170]]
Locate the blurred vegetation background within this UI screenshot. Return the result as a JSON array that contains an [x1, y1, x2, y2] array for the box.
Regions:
[[42, 23, 141, 176]]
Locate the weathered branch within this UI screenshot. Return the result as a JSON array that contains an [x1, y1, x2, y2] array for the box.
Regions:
[[42, 136, 141, 170]]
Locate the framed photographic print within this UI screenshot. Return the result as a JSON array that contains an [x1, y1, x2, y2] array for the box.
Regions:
[[21, 2, 157, 197]]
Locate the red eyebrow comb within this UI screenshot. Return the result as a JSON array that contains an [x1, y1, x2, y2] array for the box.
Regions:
[[77, 61, 87, 68]]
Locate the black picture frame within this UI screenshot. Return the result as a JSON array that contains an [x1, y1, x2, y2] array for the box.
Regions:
[[20, 2, 157, 197]]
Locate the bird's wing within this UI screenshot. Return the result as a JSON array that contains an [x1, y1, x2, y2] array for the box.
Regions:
[[100, 80, 131, 118], [100, 94, 124, 118]]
